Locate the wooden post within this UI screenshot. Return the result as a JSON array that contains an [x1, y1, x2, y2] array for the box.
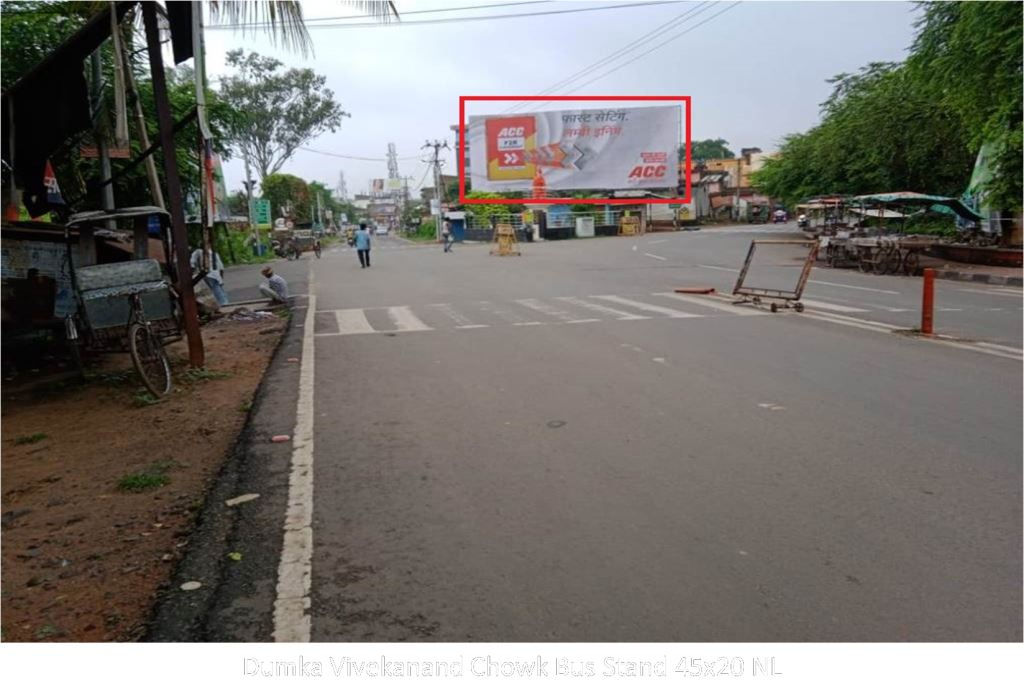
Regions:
[[142, 1, 203, 367]]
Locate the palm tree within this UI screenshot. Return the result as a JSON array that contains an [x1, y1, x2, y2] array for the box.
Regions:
[[206, 1, 399, 55]]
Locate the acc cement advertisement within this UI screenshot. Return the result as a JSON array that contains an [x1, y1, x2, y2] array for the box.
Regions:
[[467, 105, 681, 192]]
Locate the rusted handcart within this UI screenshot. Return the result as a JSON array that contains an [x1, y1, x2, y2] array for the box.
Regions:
[[732, 239, 819, 313], [851, 236, 934, 275]]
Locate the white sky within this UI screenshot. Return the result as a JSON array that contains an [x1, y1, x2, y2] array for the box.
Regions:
[[201, 0, 919, 198]]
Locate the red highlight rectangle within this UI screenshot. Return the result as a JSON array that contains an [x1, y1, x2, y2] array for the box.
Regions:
[[458, 95, 691, 205]]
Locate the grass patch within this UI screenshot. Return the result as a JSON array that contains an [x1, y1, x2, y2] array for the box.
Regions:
[[34, 624, 59, 640], [85, 369, 135, 387], [181, 367, 232, 383], [132, 391, 161, 407], [13, 432, 48, 445], [239, 399, 253, 413], [117, 461, 174, 492]]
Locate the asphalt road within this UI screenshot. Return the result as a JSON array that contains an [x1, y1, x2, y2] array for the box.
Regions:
[[210, 227, 1022, 642]]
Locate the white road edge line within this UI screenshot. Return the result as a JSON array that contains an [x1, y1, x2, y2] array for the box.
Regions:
[[644, 252, 668, 261], [802, 311, 1023, 361], [273, 279, 316, 642]]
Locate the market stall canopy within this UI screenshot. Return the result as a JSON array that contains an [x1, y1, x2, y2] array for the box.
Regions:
[[852, 192, 983, 221]]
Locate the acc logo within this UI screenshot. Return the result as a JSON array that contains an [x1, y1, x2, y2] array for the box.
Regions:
[[497, 127, 525, 137], [627, 165, 667, 179]]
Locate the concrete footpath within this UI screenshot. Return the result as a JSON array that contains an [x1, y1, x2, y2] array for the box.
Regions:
[[918, 256, 1023, 287]]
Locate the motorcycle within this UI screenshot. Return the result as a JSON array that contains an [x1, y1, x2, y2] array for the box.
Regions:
[[797, 215, 809, 230]]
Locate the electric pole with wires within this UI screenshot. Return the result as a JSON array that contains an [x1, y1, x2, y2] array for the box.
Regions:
[[422, 139, 449, 242]]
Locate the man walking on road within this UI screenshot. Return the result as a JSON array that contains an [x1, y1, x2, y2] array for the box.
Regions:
[[442, 219, 454, 253], [355, 223, 372, 268]]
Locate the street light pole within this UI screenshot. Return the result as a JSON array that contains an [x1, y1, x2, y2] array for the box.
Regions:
[[423, 139, 449, 242]]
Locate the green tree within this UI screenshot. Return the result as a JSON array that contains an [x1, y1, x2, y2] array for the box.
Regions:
[[464, 191, 522, 222], [261, 173, 310, 221], [909, 1, 1022, 213], [218, 49, 349, 181], [686, 138, 735, 161], [752, 61, 972, 209], [0, 1, 92, 91]]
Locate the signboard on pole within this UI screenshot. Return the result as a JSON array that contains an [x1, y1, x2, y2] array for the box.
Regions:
[[468, 105, 680, 192], [251, 198, 272, 229]]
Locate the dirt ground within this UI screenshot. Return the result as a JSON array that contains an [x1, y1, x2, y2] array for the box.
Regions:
[[1, 313, 287, 642]]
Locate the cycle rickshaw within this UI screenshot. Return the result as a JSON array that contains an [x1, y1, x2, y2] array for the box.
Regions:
[[63, 207, 183, 397]]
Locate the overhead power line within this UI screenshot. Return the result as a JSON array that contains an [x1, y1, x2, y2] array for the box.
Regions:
[[298, 146, 420, 162], [505, 1, 713, 112], [557, 1, 741, 97], [298, 1, 555, 24], [207, 2, 684, 31]]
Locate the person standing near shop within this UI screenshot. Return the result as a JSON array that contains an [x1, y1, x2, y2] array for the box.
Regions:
[[355, 222, 372, 268], [190, 244, 228, 306]]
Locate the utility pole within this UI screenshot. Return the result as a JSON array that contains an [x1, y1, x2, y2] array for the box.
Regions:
[[734, 157, 741, 222], [143, 1, 204, 368], [243, 152, 261, 253], [422, 139, 449, 242]]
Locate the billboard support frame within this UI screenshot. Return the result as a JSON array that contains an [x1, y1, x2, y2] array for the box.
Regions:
[[458, 95, 691, 205]]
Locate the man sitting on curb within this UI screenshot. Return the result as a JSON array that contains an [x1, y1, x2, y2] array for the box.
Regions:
[[259, 266, 289, 305]]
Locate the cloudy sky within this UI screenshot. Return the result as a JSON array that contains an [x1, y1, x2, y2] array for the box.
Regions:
[[202, 0, 920, 198]]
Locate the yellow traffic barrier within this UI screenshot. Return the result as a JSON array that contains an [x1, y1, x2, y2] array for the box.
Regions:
[[490, 223, 521, 256], [618, 216, 641, 236]]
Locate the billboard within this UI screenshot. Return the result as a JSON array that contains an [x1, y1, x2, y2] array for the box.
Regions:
[[467, 104, 681, 193], [372, 178, 384, 193]]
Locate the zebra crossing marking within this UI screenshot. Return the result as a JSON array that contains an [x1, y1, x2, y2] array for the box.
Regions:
[[653, 292, 763, 316], [592, 294, 702, 319], [428, 303, 481, 328], [556, 296, 650, 321], [388, 306, 432, 332], [516, 298, 591, 323], [334, 309, 374, 335]]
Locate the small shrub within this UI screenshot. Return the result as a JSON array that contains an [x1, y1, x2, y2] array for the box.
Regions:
[[13, 432, 48, 445], [181, 367, 231, 383], [117, 463, 172, 492], [132, 392, 160, 407]]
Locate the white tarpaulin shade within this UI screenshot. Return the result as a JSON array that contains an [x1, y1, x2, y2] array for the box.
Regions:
[[849, 207, 906, 219]]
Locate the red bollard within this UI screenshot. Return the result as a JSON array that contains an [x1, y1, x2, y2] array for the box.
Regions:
[[921, 268, 935, 335]]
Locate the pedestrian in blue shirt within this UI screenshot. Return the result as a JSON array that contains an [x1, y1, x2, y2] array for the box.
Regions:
[[355, 223, 372, 268]]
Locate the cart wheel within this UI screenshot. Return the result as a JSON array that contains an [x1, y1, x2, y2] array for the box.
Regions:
[[770, 302, 778, 313], [903, 250, 920, 275], [794, 302, 804, 313], [129, 323, 172, 397]]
